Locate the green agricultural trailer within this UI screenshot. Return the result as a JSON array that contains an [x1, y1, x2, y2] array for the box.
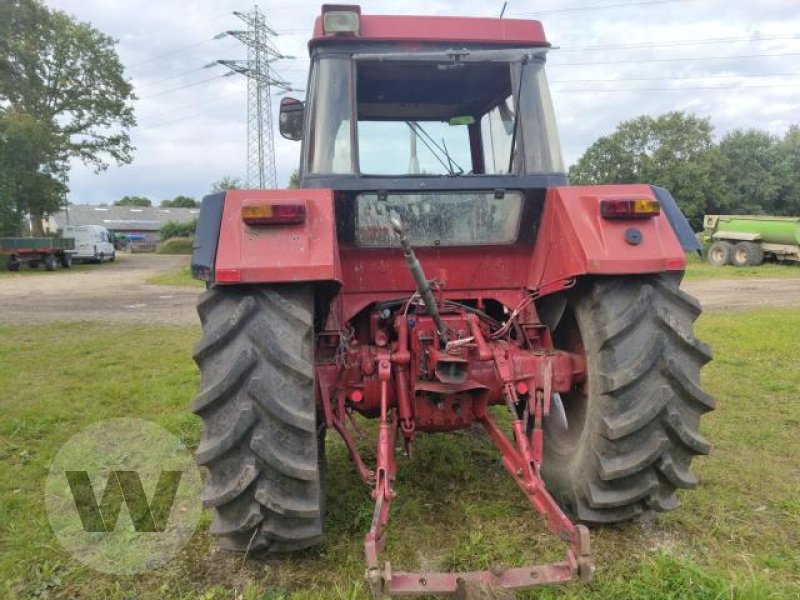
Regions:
[[700, 215, 800, 266], [0, 237, 76, 271]]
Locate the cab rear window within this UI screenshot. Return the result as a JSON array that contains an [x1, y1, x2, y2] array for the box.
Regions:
[[355, 191, 523, 247]]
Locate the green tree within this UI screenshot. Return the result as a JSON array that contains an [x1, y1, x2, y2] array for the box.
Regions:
[[776, 125, 800, 215], [288, 169, 300, 188], [717, 129, 783, 215], [569, 112, 727, 229], [115, 196, 152, 207], [0, 109, 66, 235], [160, 219, 197, 240], [211, 176, 241, 193], [161, 195, 197, 208], [0, 0, 135, 231]]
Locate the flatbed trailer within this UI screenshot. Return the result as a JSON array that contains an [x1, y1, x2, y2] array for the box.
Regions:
[[0, 237, 76, 271]]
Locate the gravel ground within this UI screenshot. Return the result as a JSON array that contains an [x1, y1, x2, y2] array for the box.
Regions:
[[680, 277, 800, 312], [0, 254, 200, 325], [1, 254, 798, 325]]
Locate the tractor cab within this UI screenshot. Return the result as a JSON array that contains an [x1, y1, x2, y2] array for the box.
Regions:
[[277, 5, 568, 272], [280, 5, 565, 188]]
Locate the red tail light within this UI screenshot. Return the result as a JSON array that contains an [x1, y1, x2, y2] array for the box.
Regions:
[[600, 199, 660, 219], [242, 203, 306, 225]]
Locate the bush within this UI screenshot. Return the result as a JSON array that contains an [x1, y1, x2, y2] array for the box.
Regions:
[[156, 236, 194, 254], [160, 219, 196, 240]]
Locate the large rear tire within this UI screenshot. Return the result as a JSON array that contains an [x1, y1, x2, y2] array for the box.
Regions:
[[193, 284, 325, 552], [541, 274, 714, 524]]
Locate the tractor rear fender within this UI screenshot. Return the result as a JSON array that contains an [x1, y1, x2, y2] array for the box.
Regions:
[[192, 189, 340, 285], [529, 184, 693, 296]]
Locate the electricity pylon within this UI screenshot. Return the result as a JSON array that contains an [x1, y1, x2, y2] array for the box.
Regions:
[[212, 6, 294, 188]]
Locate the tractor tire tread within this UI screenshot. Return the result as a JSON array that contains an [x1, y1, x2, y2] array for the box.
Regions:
[[193, 285, 323, 553], [543, 273, 713, 525]]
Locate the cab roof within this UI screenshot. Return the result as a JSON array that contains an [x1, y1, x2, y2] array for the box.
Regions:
[[310, 7, 548, 50]]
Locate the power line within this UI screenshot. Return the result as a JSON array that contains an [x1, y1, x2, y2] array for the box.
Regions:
[[139, 74, 234, 100], [212, 7, 296, 189], [553, 51, 800, 66], [551, 71, 800, 83], [275, 64, 800, 81], [137, 95, 235, 123], [128, 39, 212, 69], [557, 34, 800, 52], [511, 0, 690, 16], [123, 6, 312, 71], [131, 43, 240, 88], [553, 82, 800, 91], [272, 33, 800, 64], [134, 81, 798, 128], [140, 100, 237, 128], [133, 66, 206, 88]]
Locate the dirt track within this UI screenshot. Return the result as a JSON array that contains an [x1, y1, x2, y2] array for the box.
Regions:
[[0, 255, 798, 325], [681, 277, 800, 312], [0, 254, 200, 325]]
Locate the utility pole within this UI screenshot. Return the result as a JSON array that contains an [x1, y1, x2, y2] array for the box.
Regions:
[[211, 6, 295, 189]]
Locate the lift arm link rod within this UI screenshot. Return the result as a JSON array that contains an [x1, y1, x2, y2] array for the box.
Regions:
[[390, 216, 449, 344]]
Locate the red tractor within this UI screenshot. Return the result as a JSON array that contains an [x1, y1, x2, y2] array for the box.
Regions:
[[191, 5, 712, 597]]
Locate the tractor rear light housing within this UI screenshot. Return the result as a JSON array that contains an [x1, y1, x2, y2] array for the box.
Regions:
[[242, 203, 306, 225], [322, 4, 361, 35], [600, 198, 660, 219]]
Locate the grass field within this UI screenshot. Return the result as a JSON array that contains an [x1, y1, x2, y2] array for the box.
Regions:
[[683, 252, 800, 281], [146, 265, 204, 288], [1, 310, 799, 599]]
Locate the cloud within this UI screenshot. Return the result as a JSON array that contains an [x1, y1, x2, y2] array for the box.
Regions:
[[44, 0, 800, 203]]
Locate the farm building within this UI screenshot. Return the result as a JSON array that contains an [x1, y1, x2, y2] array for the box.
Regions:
[[48, 205, 199, 251]]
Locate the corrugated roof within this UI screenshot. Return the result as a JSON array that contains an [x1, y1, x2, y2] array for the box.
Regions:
[[50, 205, 199, 231]]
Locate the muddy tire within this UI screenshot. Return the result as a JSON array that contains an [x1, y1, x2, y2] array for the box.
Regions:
[[193, 284, 325, 552], [542, 274, 714, 524], [732, 242, 763, 267]]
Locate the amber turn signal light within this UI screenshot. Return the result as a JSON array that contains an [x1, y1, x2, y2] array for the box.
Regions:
[[600, 199, 660, 219], [242, 203, 306, 225]]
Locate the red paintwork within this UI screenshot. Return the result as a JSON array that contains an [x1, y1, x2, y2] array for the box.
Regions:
[[7, 248, 60, 255], [212, 182, 683, 594], [325, 309, 584, 424], [528, 184, 686, 296], [214, 189, 340, 284], [214, 184, 685, 312], [318, 304, 593, 595], [388, 563, 576, 595], [310, 13, 548, 47]]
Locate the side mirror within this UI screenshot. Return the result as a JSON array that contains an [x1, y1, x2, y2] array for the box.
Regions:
[[279, 97, 304, 141]]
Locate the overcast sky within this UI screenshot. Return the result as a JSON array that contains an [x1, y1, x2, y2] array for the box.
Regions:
[[43, 0, 800, 205]]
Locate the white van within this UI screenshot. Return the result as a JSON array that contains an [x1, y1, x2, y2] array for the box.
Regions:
[[63, 225, 116, 263]]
